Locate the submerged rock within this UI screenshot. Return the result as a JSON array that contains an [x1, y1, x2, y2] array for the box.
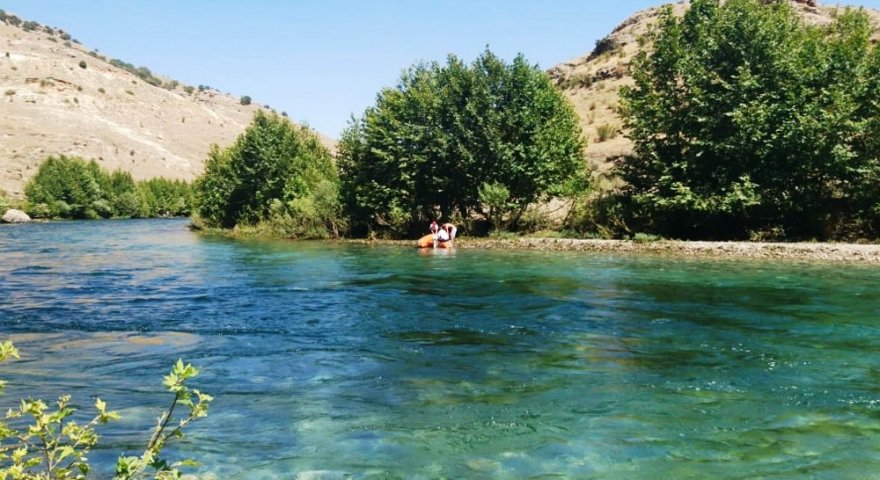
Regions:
[[1, 209, 31, 224]]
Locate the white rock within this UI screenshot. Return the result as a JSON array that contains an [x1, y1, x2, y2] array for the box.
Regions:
[[1, 209, 31, 223]]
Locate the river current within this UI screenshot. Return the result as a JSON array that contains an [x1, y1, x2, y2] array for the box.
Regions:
[[1, 219, 878, 478]]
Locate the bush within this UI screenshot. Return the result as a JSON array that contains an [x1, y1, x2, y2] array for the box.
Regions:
[[595, 123, 619, 142], [632, 232, 662, 243], [239, 95, 252, 106], [24, 156, 192, 220], [478, 182, 512, 231], [194, 111, 339, 236], [78, 60, 87, 69], [0, 341, 212, 479]]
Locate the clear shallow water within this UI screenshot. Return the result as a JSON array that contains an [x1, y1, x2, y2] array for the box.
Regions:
[[1, 219, 879, 479]]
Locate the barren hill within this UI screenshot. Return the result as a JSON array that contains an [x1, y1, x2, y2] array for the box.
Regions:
[[549, 0, 880, 176], [0, 13, 334, 199]]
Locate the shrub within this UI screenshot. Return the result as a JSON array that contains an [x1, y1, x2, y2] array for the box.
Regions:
[[195, 111, 338, 234], [24, 155, 192, 219], [78, 60, 86, 69], [239, 95, 252, 106], [98, 87, 105, 94], [596, 123, 619, 142], [0, 342, 212, 479], [633, 232, 662, 243], [183, 85, 194, 94], [478, 182, 512, 231], [4, 89, 14, 96]]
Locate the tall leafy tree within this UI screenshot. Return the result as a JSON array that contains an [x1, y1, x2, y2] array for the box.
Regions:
[[194, 111, 338, 233], [618, 0, 879, 239], [339, 49, 586, 236]]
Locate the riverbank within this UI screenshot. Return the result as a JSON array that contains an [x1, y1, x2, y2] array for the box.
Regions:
[[346, 237, 880, 263]]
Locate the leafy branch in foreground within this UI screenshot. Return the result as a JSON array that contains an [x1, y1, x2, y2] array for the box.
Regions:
[[115, 360, 212, 480], [0, 342, 211, 480]]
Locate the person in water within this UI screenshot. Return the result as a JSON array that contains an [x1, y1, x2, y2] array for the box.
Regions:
[[429, 220, 455, 248], [441, 222, 457, 241]]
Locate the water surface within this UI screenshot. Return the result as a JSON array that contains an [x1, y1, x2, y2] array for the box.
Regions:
[[1, 219, 879, 478]]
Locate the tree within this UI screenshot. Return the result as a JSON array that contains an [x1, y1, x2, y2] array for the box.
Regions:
[[239, 95, 252, 106], [338, 48, 586, 237], [25, 155, 112, 219], [617, 0, 880, 240], [194, 111, 339, 236]]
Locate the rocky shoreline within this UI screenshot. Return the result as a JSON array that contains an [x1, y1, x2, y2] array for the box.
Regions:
[[346, 237, 880, 263]]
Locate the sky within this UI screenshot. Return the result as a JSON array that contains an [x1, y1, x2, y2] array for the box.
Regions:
[[5, 0, 880, 138]]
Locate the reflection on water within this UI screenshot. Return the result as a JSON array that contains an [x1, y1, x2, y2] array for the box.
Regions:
[[1, 219, 880, 478]]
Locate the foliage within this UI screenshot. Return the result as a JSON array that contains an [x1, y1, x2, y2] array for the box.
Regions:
[[138, 178, 193, 218], [239, 96, 251, 106], [478, 182, 512, 231], [339, 48, 587, 237], [632, 232, 662, 243], [0, 189, 9, 213], [595, 123, 619, 143], [0, 342, 210, 479], [24, 155, 192, 220], [617, 0, 880, 240], [78, 61, 86, 69], [194, 111, 339, 237], [108, 59, 165, 88]]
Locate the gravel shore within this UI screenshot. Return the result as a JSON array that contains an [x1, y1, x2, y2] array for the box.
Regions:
[[348, 237, 880, 263]]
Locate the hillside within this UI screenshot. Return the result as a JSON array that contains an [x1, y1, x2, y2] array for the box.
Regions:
[[0, 12, 334, 199], [549, 0, 880, 176]]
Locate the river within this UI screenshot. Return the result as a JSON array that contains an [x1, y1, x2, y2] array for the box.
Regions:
[[1, 219, 878, 478]]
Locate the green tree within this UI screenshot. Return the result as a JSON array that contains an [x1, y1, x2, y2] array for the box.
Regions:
[[618, 0, 879, 240], [25, 155, 113, 219], [339, 48, 586, 237], [194, 111, 338, 236], [138, 178, 193, 217]]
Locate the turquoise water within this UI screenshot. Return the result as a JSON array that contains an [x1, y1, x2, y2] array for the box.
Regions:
[[1, 219, 879, 479]]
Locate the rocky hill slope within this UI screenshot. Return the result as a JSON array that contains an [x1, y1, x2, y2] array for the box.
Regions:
[[549, 0, 880, 176], [0, 12, 334, 199]]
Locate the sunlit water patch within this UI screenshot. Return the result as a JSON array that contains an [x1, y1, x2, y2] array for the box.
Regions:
[[1, 219, 879, 478]]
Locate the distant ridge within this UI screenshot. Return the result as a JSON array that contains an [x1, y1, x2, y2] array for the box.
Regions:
[[0, 11, 335, 199], [548, 0, 880, 175]]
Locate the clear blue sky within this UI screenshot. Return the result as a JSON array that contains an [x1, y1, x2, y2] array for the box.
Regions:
[[5, 0, 880, 138]]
